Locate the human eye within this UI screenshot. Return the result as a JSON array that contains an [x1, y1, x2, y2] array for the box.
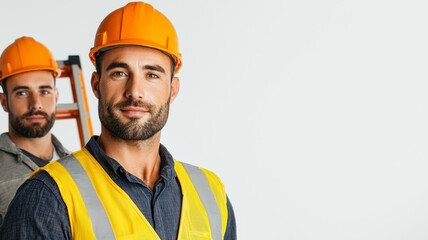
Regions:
[[15, 91, 28, 97], [111, 71, 128, 79], [40, 90, 52, 95], [147, 73, 160, 79]]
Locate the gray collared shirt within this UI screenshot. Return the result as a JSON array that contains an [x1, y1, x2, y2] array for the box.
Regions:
[[0, 136, 236, 239], [0, 133, 69, 226]]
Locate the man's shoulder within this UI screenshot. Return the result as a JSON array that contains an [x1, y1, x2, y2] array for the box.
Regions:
[[0, 170, 69, 238], [0, 142, 31, 179], [31, 168, 59, 184], [0, 133, 19, 154], [51, 134, 71, 156], [26, 169, 64, 202], [174, 160, 224, 186], [175, 160, 219, 175], [1, 170, 62, 214], [0, 155, 32, 181]]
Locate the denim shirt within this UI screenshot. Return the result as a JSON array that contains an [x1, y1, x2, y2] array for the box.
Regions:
[[0, 136, 236, 239]]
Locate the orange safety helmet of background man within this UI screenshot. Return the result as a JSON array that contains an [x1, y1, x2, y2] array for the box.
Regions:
[[0, 36, 59, 83], [89, 1, 182, 73]]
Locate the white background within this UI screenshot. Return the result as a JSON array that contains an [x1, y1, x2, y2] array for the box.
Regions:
[[1, 1, 428, 239]]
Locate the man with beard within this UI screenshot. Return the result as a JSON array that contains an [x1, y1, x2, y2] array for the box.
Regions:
[[0, 36, 69, 225], [0, 2, 236, 239]]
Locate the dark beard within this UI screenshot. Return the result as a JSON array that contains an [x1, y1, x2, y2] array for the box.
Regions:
[[10, 111, 55, 138], [99, 98, 170, 141]]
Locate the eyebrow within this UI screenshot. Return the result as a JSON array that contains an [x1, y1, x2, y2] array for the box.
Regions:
[[106, 62, 129, 72], [11, 85, 53, 92], [105, 61, 166, 74], [142, 64, 166, 74]]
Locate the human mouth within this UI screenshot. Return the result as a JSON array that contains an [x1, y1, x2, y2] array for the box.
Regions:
[[25, 114, 46, 123], [120, 106, 149, 117], [115, 100, 152, 118]]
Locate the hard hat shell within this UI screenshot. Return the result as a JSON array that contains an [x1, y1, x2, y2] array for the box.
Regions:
[[0, 36, 59, 82], [89, 2, 182, 73]]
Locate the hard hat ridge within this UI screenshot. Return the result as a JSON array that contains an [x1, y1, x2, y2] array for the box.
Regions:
[[89, 1, 182, 73]]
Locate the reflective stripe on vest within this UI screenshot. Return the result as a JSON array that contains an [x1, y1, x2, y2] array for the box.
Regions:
[[60, 155, 115, 239], [181, 162, 222, 240], [37, 148, 227, 239]]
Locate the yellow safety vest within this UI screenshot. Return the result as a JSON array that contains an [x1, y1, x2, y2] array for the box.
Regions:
[[35, 148, 228, 240]]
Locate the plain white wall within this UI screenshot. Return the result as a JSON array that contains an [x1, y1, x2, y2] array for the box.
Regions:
[[1, 1, 428, 239]]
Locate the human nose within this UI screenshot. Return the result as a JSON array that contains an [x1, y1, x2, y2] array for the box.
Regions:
[[125, 74, 144, 100], [29, 93, 42, 111]]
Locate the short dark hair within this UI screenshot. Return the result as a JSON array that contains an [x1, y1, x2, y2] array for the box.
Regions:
[[1, 78, 8, 94]]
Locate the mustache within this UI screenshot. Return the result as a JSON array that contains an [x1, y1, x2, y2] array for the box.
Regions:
[[22, 111, 49, 118], [114, 99, 153, 111]]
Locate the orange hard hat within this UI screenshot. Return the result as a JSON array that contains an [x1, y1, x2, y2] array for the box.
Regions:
[[89, 2, 182, 73], [0, 36, 59, 82]]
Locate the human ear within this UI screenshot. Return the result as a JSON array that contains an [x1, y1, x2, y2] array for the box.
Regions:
[[0, 93, 8, 112], [91, 72, 100, 99], [169, 76, 180, 104]]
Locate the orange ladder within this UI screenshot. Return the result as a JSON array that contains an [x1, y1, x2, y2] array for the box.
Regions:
[[55, 55, 93, 147]]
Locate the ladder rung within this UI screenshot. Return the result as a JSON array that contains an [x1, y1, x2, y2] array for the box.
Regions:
[[56, 109, 79, 120], [55, 55, 93, 147], [57, 103, 79, 110]]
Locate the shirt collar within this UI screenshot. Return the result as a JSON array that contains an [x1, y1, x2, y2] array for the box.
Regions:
[[84, 136, 176, 183]]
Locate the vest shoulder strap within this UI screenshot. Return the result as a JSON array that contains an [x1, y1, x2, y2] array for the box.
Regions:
[[174, 161, 228, 240], [58, 154, 116, 239]]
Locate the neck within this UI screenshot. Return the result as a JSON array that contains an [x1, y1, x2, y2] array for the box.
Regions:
[[98, 128, 162, 190], [8, 131, 54, 161]]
